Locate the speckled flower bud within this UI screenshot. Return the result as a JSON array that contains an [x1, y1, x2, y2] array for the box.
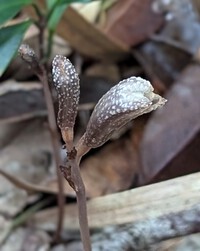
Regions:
[[76, 76, 166, 157], [52, 55, 80, 148]]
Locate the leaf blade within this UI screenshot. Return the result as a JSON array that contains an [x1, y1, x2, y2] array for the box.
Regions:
[[47, 0, 97, 30], [0, 20, 32, 77], [0, 0, 33, 25]]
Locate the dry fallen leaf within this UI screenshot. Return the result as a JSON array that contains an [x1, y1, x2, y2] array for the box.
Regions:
[[104, 0, 163, 46], [139, 64, 200, 183], [0, 119, 77, 197], [85, 63, 120, 82], [42, 137, 139, 198], [0, 119, 53, 215], [30, 172, 200, 231], [151, 132, 200, 183], [80, 138, 139, 197], [25, 4, 128, 61], [0, 80, 46, 124], [138, 0, 200, 86]]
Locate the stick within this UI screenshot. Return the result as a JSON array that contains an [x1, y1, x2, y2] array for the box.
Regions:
[[18, 44, 64, 242], [60, 148, 91, 251]]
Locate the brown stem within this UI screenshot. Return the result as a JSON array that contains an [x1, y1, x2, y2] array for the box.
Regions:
[[18, 44, 65, 242], [61, 148, 91, 251], [38, 67, 64, 242], [37, 14, 64, 241], [38, 16, 46, 60]]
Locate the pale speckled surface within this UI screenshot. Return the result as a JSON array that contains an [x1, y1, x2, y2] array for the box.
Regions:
[[52, 55, 80, 130], [83, 76, 166, 148]]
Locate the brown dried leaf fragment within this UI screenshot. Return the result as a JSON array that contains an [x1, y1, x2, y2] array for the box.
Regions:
[[104, 0, 163, 46], [140, 64, 200, 183]]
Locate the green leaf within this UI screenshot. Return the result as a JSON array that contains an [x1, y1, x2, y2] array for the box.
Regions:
[[60, 0, 96, 3], [46, 0, 57, 10], [46, 0, 96, 30], [0, 0, 33, 25], [47, 1, 68, 30], [0, 20, 32, 77]]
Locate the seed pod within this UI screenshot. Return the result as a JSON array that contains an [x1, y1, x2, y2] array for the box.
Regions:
[[76, 76, 166, 157], [52, 55, 80, 148]]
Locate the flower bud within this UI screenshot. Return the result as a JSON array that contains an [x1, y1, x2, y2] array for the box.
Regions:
[[76, 76, 166, 157], [52, 55, 80, 148]]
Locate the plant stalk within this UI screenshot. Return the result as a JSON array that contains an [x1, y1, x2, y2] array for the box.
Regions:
[[33, 5, 65, 240], [38, 67, 65, 242], [62, 148, 91, 251]]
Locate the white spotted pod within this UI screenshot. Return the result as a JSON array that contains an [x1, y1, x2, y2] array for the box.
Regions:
[[76, 76, 166, 157], [52, 55, 80, 149]]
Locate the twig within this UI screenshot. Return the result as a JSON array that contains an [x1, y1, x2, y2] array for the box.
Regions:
[[18, 44, 64, 242], [0, 169, 59, 195], [60, 148, 91, 251]]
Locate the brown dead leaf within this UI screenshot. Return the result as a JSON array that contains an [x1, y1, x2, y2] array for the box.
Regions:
[[31, 172, 200, 231], [0, 122, 27, 149], [152, 0, 200, 55], [152, 132, 200, 183], [25, 4, 128, 61], [0, 119, 76, 197], [85, 63, 120, 82], [139, 64, 200, 183], [0, 77, 113, 125], [57, 6, 129, 61], [46, 137, 139, 198], [42, 136, 139, 198], [0, 80, 46, 124], [104, 0, 163, 46], [138, 0, 200, 86], [80, 138, 139, 197], [0, 119, 53, 216]]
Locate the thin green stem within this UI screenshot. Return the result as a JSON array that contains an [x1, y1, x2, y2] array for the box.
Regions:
[[31, 3, 44, 18], [38, 16, 46, 61], [46, 29, 54, 59], [12, 198, 53, 230], [46, 0, 61, 22]]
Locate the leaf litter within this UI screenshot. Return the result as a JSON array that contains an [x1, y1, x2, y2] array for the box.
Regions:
[[1, 0, 200, 250]]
